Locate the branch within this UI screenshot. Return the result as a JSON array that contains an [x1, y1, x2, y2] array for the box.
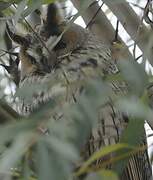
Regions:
[[0, 100, 20, 124], [103, 0, 153, 66], [71, 0, 115, 44], [71, 0, 133, 61]]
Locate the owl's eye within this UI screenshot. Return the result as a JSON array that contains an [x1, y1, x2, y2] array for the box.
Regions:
[[25, 34, 32, 44], [36, 46, 42, 54], [26, 48, 41, 63], [28, 54, 37, 64]]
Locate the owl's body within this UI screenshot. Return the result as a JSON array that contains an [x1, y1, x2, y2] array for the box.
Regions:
[[8, 2, 151, 180], [18, 21, 118, 115]]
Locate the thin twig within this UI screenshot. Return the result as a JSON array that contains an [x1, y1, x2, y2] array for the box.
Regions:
[[0, 49, 18, 56], [86, 2, 104, 29], [114, 19, 119, 42]]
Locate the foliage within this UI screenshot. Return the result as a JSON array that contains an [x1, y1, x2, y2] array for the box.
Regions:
[[0, 0, 152, 180]]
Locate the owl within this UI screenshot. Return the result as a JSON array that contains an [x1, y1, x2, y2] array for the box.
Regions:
[[6, 2, 151, 180]]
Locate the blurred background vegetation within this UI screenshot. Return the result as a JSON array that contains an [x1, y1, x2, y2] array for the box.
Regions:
[[0, 0, 153, 179]]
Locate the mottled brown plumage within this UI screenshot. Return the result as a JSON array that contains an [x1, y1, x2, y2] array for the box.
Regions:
[[8, 2, 151, 180]]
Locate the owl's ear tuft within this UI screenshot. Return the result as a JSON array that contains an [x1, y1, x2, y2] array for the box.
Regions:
[[6, 23, 31, 47], [40, 2, 65, 38], [46, 2, 64, 26]]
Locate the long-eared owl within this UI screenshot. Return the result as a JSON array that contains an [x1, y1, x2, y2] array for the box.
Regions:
[[7, 2, 151, 180]]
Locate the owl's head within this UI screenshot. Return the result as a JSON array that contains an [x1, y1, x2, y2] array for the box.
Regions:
[[5, 2, 68, 81], [6, 2, 85, 81], [6, 21, 57, 81]]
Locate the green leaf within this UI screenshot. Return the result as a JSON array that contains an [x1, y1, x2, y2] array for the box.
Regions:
[[118, 59, 148, 95], [0, 1, 11, 10], [85, 173, 101, 180], [0, 20, 6, 50], [0, 133, 32, 174], [120, 118, 144, 145], [79, 0, 94, 11], [42, 0, 56, 4], [86, 170, 119, 180], [22, 0, 42, 18], [113, 118, 145, 175], [13, 0, 28, 24], [36, 140, 53, 180], [85, 170, 119, 180], [99, 170, 119, 180], [37, 137, 74, 180], [45, 136, 79, 162], [76, 143, 132, 176], [115, 97, 153, 121]]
